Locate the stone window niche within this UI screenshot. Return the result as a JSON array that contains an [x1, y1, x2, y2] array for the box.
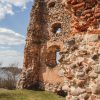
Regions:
[[48, 2, 55, 8], [46, 45, 60, 68], [51, 23, 61, 34]]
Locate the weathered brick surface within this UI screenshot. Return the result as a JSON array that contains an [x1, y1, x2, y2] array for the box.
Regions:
[[17, 0, 100, 99]]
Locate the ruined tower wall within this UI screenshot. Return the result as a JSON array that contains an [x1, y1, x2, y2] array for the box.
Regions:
[[38, 0, 71, 90], [17, 0, 71, 89], [17, 0, 48, 88], [17, 0, 100, 99]]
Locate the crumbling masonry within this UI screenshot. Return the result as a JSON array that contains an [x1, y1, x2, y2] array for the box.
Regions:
[[17, 0, 100, 99]]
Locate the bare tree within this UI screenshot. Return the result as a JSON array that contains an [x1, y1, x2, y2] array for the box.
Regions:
[[8, 63, 21, 81], [0, 62, 2, 67], [0, 63, 21, 89]]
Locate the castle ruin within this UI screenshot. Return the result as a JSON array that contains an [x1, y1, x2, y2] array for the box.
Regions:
[[17, 0, 100, 99]]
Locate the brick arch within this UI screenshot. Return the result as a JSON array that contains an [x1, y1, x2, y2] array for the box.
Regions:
[[46, 45, 60, 68], [48, 1, 56, 8], [47, 45, 60, 52], [51, 23, 62, 34]]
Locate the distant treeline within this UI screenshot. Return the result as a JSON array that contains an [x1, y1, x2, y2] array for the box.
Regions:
[[0, 63, 22, 89]]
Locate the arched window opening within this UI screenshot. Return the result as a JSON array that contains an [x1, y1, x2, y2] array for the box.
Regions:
[[48, 2, 55, 8], [51, 23, 61, 34], [46, 45, 60, 68]]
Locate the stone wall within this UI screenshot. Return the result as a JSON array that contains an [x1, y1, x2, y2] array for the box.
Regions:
[[62, 0, 100, 34], [59, 33, 100, 100], [17, 0, 100, 99]]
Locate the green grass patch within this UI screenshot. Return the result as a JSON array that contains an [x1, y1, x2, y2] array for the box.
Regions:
[[0, 89, 65, 100]]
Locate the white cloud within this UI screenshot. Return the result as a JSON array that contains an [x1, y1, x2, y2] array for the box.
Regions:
[[0, 3, 14, 20], [0, 50, 24, 67], [2, 0, 33, 9], [0, 50, 21, 56], [0, 0, 33, 67], [0, 46, 11, 49], [0, 28, 25, 67], [0, 28, 25, 45], [0, 0, 33, 20]]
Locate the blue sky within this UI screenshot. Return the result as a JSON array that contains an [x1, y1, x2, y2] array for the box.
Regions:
[[0, 0, 34, 67]]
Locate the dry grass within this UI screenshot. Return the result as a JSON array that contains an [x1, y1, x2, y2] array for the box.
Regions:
[[0, 89, 65, 100]]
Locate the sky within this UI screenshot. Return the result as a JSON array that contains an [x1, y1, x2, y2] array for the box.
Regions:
[[0, 0, 34, 67]]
